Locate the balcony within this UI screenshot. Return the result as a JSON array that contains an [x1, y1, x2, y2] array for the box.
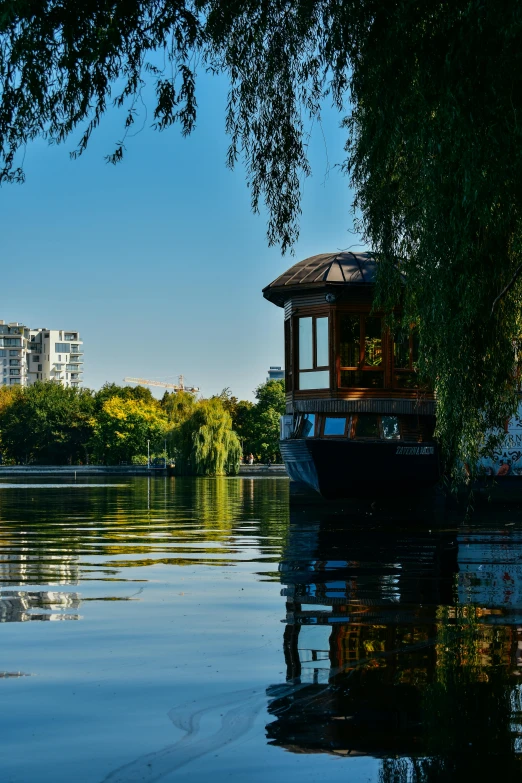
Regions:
[[66, 365, 82, 371]]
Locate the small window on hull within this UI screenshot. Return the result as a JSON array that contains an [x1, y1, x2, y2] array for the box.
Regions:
[[381, 416, 400, 440], [354, 414, 380, 438], [353, 414, 402, 440], [301, 414, 316, 438], [324, 417, 347, 436]]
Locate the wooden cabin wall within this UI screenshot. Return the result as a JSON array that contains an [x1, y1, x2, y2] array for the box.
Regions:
[[283, 288, 435, 415]]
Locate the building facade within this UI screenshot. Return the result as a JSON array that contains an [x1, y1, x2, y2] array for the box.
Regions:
[[0, 321, 83, 388], [267, 365, 284, 382]]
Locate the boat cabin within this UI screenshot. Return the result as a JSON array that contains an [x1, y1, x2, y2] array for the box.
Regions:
[[263, 252, 438, 497]]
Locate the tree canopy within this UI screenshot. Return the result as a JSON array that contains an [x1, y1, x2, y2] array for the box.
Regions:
[[0, 382, 95, 464], [170, 396, 241, 475], [0, 381, 277, 472], [217, 381, 285, 463], [90, 394, 168, 464], [2, 1, 522, 472]]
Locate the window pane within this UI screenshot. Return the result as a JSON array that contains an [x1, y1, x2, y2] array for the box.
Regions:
[[299, 317, 313, 370], [55, 342, 69, 353], [412, 329, 419, 367], [301, 414, 316, 438], [382, 416, 400, 440], [324, 417, 346, 436], [394, 372, 420, 389], [364, 317, 382, 366], [340, 314, 360, 367], [355, 414, 380, 438], [316, 317, 329, 367], [394, 334, 410, 368], [299, 370, 329, 390], [284, 320, 292, 391], [340, 370, 384, 388]]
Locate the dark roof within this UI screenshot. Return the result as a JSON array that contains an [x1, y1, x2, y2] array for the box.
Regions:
[[263, 251, 377, 306]]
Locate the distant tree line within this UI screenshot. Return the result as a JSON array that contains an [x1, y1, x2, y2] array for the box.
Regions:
[[0, 379, 285, 474]]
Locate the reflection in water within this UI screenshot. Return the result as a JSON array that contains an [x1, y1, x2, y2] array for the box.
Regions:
[[0, 590, 81, 622], [0, 477, 288, 588], [268, 509, 522, 779], [3, 477, 522, 781], [0, 477, 292, 782]]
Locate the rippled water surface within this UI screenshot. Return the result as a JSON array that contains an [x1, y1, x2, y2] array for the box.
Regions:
[[1, 476, 522, 782]]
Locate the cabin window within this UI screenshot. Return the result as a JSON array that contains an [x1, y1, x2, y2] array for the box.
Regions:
[[299, 317, 313, 369], [323, 416, 348, 436], [351, 414, 401, 439], [393, 327, 420, 388], [298, 316, 329, 390], [339, 314, 384, 388], [353, 414, 381, 438], [381, 415, 401, 440], [284, 319, 293, 392]]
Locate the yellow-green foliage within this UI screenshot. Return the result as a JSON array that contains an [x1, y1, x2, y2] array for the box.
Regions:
[[0, 382, 242, 470], [91, 396, 168, 465], [0, 385, 21, 417]]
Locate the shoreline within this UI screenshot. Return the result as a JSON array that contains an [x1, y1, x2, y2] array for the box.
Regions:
[[0, 464, 288, 477]]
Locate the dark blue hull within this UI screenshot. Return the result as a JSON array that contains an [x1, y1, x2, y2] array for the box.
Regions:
[[280, 438, 440, 499]]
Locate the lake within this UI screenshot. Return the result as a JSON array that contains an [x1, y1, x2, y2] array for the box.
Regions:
[[1, 476, 521, 781]]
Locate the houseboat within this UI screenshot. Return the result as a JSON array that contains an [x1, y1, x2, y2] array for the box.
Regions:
[[263, 252, 439, 498]]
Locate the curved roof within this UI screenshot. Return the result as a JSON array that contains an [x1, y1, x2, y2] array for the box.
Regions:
[[263, 251, 377, 306]]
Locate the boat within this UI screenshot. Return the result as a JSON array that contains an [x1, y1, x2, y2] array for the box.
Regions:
[[262, 252, 439, 499]]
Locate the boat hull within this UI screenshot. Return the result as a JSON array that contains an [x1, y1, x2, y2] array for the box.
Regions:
[[280, 438, 440, 499]]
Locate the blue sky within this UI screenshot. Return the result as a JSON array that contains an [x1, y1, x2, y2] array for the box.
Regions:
[[0, 71, 364, 401]]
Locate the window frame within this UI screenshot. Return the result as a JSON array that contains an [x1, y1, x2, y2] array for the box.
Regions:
[[351, 414, 402, 440], [296, 315, 330, 390], [338, 313, 385, 389], [392, 326, 419, 389], [320, 414, 351, 438], [296, 412, 317, 438]]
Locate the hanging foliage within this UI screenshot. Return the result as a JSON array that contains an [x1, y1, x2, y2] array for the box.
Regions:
[[3, 2, 522, 473], [171, 397, 241, 476]]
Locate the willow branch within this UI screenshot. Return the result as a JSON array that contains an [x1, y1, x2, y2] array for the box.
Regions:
[[491, 262, 522, 316]]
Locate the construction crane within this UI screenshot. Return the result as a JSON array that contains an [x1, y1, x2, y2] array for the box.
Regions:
[[123, 374, 199, 393]]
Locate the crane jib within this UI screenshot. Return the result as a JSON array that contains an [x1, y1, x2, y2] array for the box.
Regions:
[[122, 375, 199, 393]]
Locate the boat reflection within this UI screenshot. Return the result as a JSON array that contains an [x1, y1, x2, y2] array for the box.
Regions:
[[267, 509, 522, 778]]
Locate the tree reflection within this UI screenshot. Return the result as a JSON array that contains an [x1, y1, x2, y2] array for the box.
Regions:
[[268, 509, 522, 779]]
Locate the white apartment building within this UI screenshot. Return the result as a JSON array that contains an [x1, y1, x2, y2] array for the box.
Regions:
[[0, 321, 83, 388]]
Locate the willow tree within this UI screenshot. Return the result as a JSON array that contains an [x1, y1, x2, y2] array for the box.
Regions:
[[171, 397, 240, 476], [3, 1, 522, 474]]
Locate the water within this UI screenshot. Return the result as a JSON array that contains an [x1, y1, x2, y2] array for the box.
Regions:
[[1, 476, 521, 781]]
